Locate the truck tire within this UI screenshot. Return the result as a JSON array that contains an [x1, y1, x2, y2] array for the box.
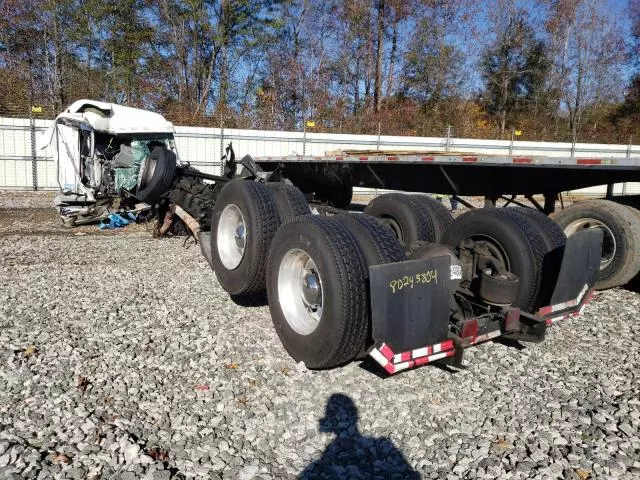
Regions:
[[266, 182, 311, 220], [511, 207, 567, 250], [552, 200, 640, 289], [442, 209, 548, 312], [211, 180, 280, 296], [334, 213, 405, 359], [501, 207, 567, 308], [334, 213, 405, 266], [411, 195, 454, 242], [266, 216, 369, 368], [363, 193, 436, 245], [136, 146, 177, 204]]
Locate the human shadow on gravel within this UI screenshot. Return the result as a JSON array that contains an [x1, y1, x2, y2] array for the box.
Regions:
[[299, 393, 420, 479]]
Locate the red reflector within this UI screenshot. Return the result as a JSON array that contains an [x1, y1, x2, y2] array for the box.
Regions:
[[440, 339, 455, 351], [462, 156, 478, 162], [512, 157, 532, 164], [538, 305, 553, 316], [388, 156, 398, 161], [422, 156, 434, 161], [460, 319, 479, 339], [336, 156, 343, 161], [577, 159, 602, 165], [358, 156, 368, 161]]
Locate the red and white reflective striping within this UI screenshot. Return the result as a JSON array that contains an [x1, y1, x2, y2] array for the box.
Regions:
[[545, 294, 592, 325], [468, 330, 502, 345], [369, 340, 455, 374], [536, 284, 589, 316]]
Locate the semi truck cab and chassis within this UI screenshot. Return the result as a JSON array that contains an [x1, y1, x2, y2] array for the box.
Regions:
[[44, 101, 640, 374]]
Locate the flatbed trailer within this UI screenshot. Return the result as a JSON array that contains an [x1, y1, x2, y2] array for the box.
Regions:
[[255, 152, 640, 205], [45, 101, 638, 375]]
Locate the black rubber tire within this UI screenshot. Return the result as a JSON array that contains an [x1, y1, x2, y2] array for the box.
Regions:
[[442, 209, 548, 312], [334, 213, 405, 266], [266, 182, 311, 220], [411, 195, 454, 242], [363, 193, 436, 245], [552, 200, 640, 289], [136, 146, 177, 204], [211, 180, 280, 296], [266, 216, 369, 368], [510, 207, 567, 250], [501, 207, 567, 308], [334, 213, 405, 359]]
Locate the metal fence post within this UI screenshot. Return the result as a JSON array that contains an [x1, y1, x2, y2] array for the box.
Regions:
[[30, 110, 38, 191], [509, 127, 515, 155], [219, 112, 225, 175], [445, 125, 452, 152], [302, 122, 307, 156]]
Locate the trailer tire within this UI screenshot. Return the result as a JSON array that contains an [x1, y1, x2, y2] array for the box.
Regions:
[[266, 182, 311, 220], [411, 195, 454, 242], [266, 216, 369, 368], [211, 180, 280, 296], [363, 193, 436, 245], [442, 209, 547, 312], [552, 200, 640, 289], [136, 146, 177, 204]]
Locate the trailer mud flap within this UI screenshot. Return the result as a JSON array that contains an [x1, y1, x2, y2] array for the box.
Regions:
[[368, 256, 457, 372], [539, 228, 602, 318]]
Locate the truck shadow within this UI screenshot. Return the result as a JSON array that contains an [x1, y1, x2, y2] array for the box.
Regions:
[[299, 393, 420, 479]]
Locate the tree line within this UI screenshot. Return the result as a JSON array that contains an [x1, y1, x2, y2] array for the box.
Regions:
[[1, 0, 639, 144]]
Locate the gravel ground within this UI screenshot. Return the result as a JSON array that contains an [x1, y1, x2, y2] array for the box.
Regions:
[[0, 202, 639, 480]]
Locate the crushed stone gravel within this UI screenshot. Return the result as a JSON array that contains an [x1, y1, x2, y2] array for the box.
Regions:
[[0, 205, 638, 479]]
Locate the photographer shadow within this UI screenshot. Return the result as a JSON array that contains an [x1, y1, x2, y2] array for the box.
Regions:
[[299, 393, 420, 479]]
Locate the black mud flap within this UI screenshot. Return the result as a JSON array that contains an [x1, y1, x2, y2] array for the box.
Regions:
[[369, 255, 457, 353], [547, 229, 602, 308], [536, 228, 602, 321]]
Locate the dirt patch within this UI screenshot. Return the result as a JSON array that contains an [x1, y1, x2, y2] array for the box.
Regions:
[[0, 207, 150, 237]]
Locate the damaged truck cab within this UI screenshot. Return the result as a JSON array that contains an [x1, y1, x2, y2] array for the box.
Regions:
[[40, 100, 178, 226]]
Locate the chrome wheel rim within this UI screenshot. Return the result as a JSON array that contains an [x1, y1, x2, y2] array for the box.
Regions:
[[217, 204, 247, 270], [564, 218, 616, 270], [278, 249, 323, 335]]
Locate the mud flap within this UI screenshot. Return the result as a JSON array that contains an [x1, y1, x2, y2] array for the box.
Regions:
[[369, 255, 456, 353], [547, 229, 602, 307]]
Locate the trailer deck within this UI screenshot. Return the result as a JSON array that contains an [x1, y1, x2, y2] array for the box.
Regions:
[[256, 152, 640, 196]]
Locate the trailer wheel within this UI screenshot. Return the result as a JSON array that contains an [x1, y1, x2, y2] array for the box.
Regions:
[[501, 207, 567, 307], [136, 146, 177, 204], [266, 216, 369, 368], [442, 209, 548, 312], [211, 180, 280, 296], [266, 182, 311, 220], [363, 193, 436, 245], [552, 200, 640, 289], [410, 195, 454, 242]]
